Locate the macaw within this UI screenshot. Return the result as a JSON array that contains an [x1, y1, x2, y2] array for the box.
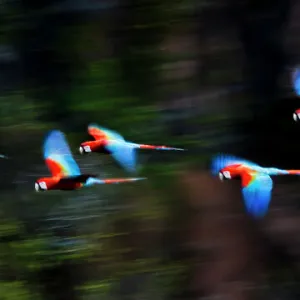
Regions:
[[79, 123, 185, 172], [211, 154, 300, 218], [35, 130, 146, 192]]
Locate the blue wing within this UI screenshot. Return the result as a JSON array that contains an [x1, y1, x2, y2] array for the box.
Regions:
[[293, 68, 300, 96], [242, 173, 273, 218], [105, 140, 137, 173], [211, 154, 259, 176], [43, 130, 81, 177]]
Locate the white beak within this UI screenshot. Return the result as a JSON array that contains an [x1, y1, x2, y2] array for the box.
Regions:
[[79, 146, 84, 154], [35, 182, 40, 192], [219, 172, 224, 181], [293, 113, 298, 121]]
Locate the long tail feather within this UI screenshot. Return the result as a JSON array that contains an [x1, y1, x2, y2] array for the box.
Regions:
[[130, 142, 185, 151], [85, 177, 146, 186], [285, 170, 300, 175], [263, 168, 300, 176]]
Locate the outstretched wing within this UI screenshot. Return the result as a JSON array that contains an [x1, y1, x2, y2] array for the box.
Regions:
[[43, 130, 81, 177], [292, 68, 300, 96], [88, 123, 125, 141], [211, 154, 259, 176], [105, 140, 137, 173], [241, 172, 273, 218]]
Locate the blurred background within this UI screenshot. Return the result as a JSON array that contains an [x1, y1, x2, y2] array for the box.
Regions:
[[1, 0, 300, 299]]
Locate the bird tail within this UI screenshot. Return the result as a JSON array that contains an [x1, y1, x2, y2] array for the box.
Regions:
[[128, 142, 185, 151], [85, 177, 146, 186], [264, 167, 297, 176]]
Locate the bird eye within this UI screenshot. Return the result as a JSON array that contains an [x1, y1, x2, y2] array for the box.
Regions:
[[39, 181, 47, 190], [223, 171, 231, 179], [84, 145, 91, 152]]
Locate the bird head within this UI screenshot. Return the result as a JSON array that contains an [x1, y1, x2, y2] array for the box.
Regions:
[[293, 109, 300, 122], [218, 170, 232, 181], [34, 177, 59, 192], [79, 142, 92, 155], [35, 179, 48, 192], [218, 165, 241, 181]]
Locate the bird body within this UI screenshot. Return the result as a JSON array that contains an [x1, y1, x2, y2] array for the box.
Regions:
[[79, 123, 185, 172], [212, 154, 300, 217], [35, 130, 145, 192], [35, 174, 101, 191]]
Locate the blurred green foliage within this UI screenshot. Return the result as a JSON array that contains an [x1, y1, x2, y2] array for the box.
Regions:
[[1, 0, 295, 299], [0, 2, 193, 295]]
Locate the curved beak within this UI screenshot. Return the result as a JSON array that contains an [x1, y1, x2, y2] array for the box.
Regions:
[[79, 146, 84, 154], [293, 113, 298, 121], [35, 182, 40, 192], [218, 172, 224, 181]]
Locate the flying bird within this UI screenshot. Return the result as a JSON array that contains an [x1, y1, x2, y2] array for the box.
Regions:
[[211, 154, 300, 218], [35, 130, 146, 192], [292, 68, 300, 121], [79, 123, 185, 172]]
